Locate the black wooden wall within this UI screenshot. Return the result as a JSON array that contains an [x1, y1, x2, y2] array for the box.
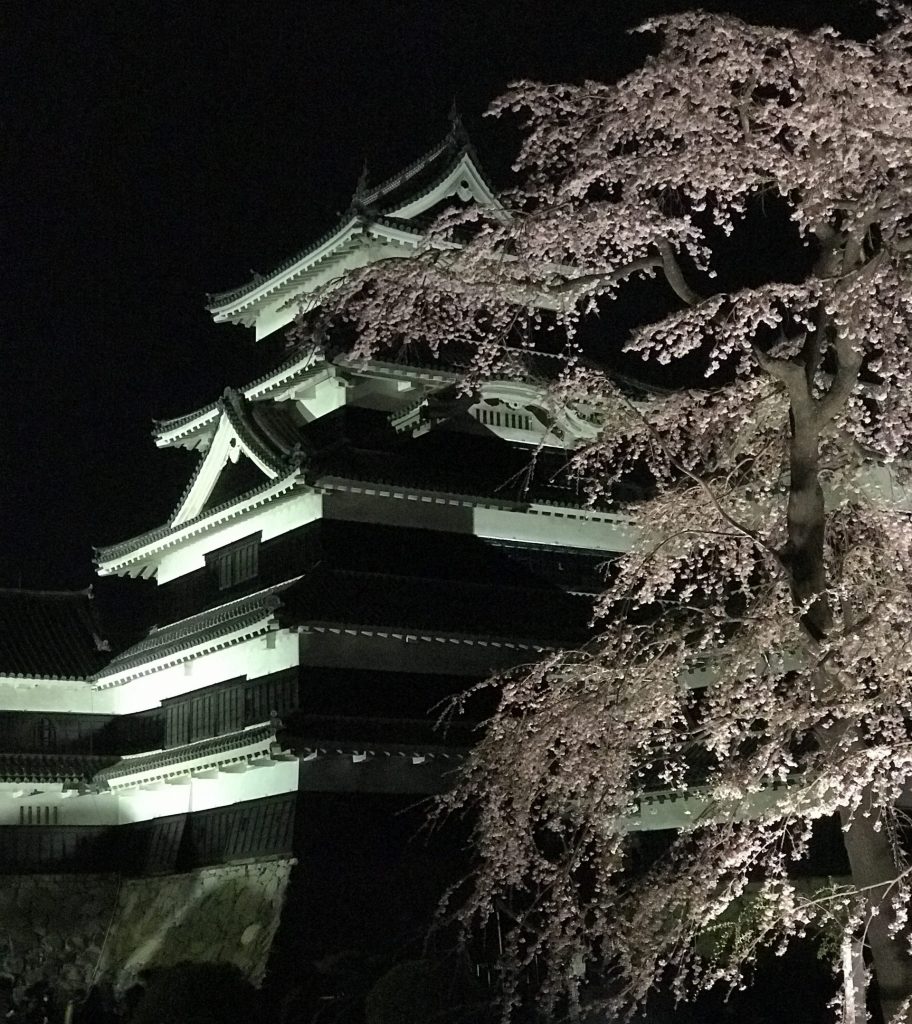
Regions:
[[0, 792, 297, 874]]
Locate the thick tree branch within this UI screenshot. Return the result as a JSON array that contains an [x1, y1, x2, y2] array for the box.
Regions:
[[520, 239, 700, 308], [539, 255, 664, 298], [656, 238, 702, 305], [752, 344, 812, 408], [818, 333, 863, 425]]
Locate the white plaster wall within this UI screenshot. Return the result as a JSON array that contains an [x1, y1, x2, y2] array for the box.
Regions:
[[294, 375, 348, 421], [60, 790, 121, 824], [103, 629, 299, 713], [0, 761, 298, 827], [322, 489, 633, 552], [0, 675, 118, 714], [156, 490, 323, 584], [473, 506, 635, 552], [114, 760, 299, 823]]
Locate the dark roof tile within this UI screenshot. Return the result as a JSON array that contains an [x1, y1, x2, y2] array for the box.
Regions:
[[0, 752, 117, 785], [96, 581, 299, 679], [93, 724, 275, 782], [0, 589, 110, 679]]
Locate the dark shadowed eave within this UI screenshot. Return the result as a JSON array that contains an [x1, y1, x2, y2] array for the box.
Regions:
[[0, 588, 111, 679], [278, 566, 592, 644]]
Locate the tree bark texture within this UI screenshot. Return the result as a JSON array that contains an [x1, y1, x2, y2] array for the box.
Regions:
[[840, 802, 912, 1023], [785, 390, 912, 1022]]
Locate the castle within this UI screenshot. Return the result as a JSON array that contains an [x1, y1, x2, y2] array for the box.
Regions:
[[0, 124, 634, 992]]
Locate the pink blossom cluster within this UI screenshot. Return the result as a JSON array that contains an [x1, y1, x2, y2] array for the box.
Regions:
[[315, 7, 912, 1020]]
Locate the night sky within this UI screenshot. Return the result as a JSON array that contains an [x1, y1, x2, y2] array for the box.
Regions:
[[2, 0, 876, 596]]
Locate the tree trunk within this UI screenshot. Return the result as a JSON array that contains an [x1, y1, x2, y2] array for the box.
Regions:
[[843, 934, 866, 1024], [785, 396, 912, 1021], [840, 800, 912, 1023], [784, 410, 830, 637]]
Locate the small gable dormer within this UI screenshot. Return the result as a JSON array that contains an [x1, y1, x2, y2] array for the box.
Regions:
[[171, 390, 308, 527]]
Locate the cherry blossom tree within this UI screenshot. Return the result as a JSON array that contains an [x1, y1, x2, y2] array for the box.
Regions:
[[317, 7, 912, 1021]]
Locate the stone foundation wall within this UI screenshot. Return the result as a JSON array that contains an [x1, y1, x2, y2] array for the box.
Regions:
[[0, 873, 120, 1000], [100, 858, 294, 993], [0, 858, 294, 1000]]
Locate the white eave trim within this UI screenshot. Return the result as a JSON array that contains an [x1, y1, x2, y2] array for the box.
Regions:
[[96, 474, 303, 578], [93, 616, 277, 689], [209, 217, 364, 320], [298, 623, 546, 652], [154, 408, 220, 450], [335, 355, 458, 386], [245, 350, 327, 401], [103, 727, 281, 791], [386, 152, 504, 221], [318, 475, 634, 532], [156, 350, 326, 450], [365, 222, 426, 247]]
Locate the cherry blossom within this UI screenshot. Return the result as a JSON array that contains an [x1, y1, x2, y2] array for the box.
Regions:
[[315, 7, 912, 1021]]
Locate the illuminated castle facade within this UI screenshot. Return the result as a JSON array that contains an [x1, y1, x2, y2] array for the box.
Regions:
[[0, 126, 631, 876]]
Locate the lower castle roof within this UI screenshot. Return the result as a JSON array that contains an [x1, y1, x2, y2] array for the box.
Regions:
[[0, 752, 118, 786], [0, 588, 110, 680], [93, 723, 276, 783]]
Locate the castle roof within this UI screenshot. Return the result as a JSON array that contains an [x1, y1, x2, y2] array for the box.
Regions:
[[0, 752, 117, 786], [205, 121, 502, 335], [0, 588, 110, 680], [93, 579, 301, 684]]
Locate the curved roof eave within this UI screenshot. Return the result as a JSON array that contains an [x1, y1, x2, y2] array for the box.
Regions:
[[207, 216, 364, 318], [94, 472, 304, 576], [205, 124, 502, 321], [154, 347, 326, 448]]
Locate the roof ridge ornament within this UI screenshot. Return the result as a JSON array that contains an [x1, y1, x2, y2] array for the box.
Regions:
[[448, 100, 470, 149], [351, 159, 371, 211]]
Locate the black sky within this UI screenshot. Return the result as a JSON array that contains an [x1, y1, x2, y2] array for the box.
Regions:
[[2, 0, 876, 593]]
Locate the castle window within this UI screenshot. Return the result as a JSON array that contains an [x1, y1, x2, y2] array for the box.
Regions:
[[34, 716, 55, 751], [20, 805, 58, 825], [206, 532, 261, 591]]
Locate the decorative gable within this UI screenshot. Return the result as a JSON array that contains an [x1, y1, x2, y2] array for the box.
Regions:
[[206, 121, 504, 340], [171, 391, 307, 527]]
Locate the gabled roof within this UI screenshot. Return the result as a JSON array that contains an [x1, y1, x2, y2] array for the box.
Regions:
[[168, 388, 311, 527], [94, 472, 301, 577], [153, 346, 458, 452], [359, 116, 496, 216], [0, 588, 110, 680], [206, 121, 501, 332], [153, 347, 332, 450]]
